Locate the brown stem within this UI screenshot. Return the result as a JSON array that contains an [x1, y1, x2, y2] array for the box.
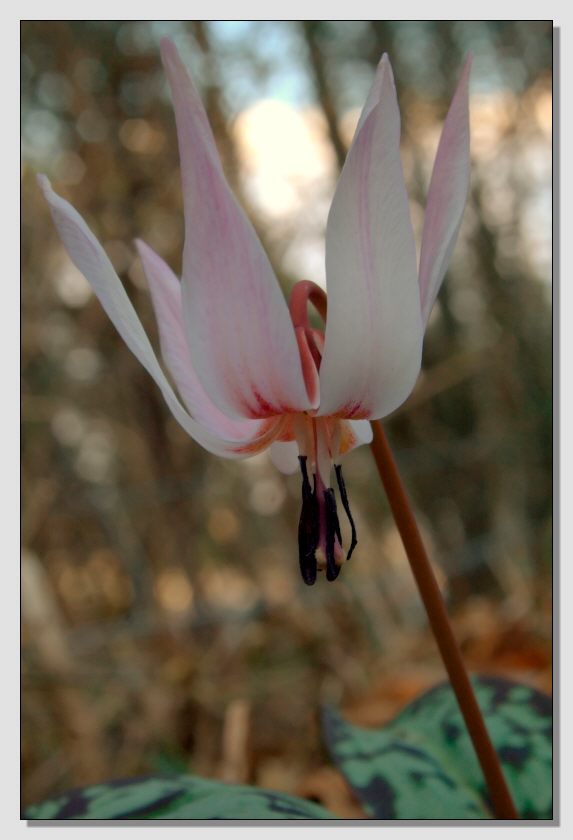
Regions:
[[369, 420, 519, 820]]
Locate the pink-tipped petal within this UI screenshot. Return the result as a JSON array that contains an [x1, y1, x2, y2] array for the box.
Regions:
[[136, 239, 270, 442], [160, 38, 312, 420], [38, 176, 283, 459], [418, 56, 471, 325], [319, 56, 423, 421]]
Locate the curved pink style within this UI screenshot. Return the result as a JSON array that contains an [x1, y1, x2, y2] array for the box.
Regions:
[[39, 39, 470, 584]]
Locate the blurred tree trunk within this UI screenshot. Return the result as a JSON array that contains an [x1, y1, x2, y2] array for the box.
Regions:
[[301, 21, 347, 171]]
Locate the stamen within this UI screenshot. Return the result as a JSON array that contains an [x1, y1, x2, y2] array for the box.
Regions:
[[323, 488, 342, 581], [297, 456, 318, 585], [335, 464, 358, 560], [297, 454, 355, 585]]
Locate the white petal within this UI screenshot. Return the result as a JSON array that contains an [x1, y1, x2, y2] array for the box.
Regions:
[[419, 57, 472, 324], [348, 419, 373, 449], [161, 38, 312, 421], [269, 441, 300, 475], [319, 56, 423, 421], [137, 239, 269, 442], [38, 176, 282, 459], [332, 418, 373, 463]]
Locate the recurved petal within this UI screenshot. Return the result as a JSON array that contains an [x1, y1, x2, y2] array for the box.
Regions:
[[418, 56, 471, 325], [319, 55, 423, 421], [38, 176, 283, 459], [161, 38, 312, 421], [136, 239, 270, 442]]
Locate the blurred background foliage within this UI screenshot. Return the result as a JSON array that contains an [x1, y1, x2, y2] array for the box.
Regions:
[[21, 21, 552, 816]]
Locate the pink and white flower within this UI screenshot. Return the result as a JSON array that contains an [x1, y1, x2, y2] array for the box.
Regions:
[[39, 39, 470, 584]]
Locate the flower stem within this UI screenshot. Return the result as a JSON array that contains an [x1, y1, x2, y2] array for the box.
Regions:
[[369, 420, 519, 820]]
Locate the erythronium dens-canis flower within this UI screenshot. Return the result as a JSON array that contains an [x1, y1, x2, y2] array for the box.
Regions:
[[39, 38, 471, 585]]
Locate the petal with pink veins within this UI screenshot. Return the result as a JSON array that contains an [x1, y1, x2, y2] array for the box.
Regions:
[[319, 55, 423, 421], [418, 56, 472, 325], [160, 38, 313, 421], [38, 175, 284, 459], [136, 239, 271, 442]]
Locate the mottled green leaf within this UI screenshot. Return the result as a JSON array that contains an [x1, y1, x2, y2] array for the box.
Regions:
[[323, 676, 552, 819], [24, 775, 338, 820]]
